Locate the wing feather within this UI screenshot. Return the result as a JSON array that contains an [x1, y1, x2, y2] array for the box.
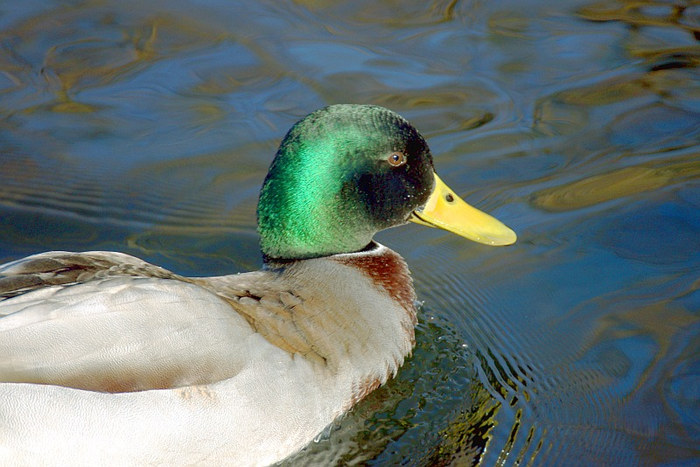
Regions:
[[0, 252, 265, 392]]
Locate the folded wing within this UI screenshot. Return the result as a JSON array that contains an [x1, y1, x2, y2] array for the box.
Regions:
[[0, 251, 256, 392]]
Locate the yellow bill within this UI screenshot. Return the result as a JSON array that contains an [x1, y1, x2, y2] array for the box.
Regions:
[[410, 173, 517, 246]]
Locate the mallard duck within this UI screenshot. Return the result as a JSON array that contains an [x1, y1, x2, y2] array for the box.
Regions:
[[0, 104, 515, 465]]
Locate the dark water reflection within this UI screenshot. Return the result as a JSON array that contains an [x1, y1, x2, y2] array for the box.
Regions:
[[1, 0, 699, 464]]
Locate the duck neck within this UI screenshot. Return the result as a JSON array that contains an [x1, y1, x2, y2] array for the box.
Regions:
[[279, 242, 417, 381]]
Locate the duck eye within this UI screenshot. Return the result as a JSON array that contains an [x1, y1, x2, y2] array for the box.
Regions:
[[387, 152, 406, 167]]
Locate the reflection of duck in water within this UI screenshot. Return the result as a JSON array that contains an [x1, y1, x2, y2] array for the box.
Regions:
[[0, 104, 515, 465]]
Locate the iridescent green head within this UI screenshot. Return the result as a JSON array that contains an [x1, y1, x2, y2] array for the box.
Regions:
[[257, 104, 435, 261]]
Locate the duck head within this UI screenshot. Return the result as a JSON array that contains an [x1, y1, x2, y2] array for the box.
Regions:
[[257, 104, 516, 261]]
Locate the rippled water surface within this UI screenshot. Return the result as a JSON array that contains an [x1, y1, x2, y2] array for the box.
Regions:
[[1, 0, 698, 464]]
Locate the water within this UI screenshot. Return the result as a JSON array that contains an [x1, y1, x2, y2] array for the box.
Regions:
[[1, 0, 698, 464]]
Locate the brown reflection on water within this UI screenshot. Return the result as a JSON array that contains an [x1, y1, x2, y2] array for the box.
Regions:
[[579, 1, 699, 36], [295, 0, 461, 26], [564, 274, 700, 462], [5, 5, 226, 114], [532, 155, 700, 212]]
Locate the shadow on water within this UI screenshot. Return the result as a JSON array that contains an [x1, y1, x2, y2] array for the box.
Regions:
[[0, 0, 699, 465]]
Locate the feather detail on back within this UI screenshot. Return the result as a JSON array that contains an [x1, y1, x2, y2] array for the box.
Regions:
[[0, 244, 418, 464], [0, 251, 188, 302], [0, 244, 416, 398]]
